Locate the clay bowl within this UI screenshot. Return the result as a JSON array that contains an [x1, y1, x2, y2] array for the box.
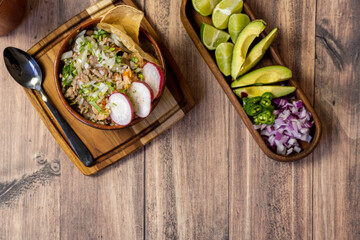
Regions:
[[54, 18, 166, 130]]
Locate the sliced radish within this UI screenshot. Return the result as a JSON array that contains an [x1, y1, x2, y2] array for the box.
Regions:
[[127, 81, 153, 118], [142, 62, 164, 99], [109, 93, 133, 126]]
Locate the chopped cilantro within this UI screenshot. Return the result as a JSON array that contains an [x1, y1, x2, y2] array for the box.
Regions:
[[61, 61, 77, 87], [93, 29, 109, 41], [131, 56, 139, 63], [115, 56, 122, 63]]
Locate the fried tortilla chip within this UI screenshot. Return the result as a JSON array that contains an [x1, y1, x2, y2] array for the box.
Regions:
[[99, 5, 159, 64], [101, 5, 143, 44], [97, 22, 159, 64]]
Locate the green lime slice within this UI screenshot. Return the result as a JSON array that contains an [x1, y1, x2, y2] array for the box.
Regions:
[[215, 42, 234, 76], [200, 23, 230, 50], [228, 13, 250, 43], [212, 0, 244, 29], [192, 0, 221, 16]]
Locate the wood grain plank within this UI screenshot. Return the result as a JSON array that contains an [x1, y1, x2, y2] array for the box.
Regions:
[[313, 0, 360, 238], [229, 0, 315, 239], [144, 0, 229, 239], [0, 0, 62, 239]]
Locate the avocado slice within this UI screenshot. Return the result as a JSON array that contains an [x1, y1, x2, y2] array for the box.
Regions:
[[238, 28, 278, 76], [231, 20, 267, 80], [231, 65, 292, 88], [233, 86, 296, 99]]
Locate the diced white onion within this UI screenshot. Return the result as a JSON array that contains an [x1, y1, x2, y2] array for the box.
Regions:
[[61, 50, 73, 60]]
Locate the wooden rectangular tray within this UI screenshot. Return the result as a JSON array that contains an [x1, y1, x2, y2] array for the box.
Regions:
[[180, 0, 321, 161], [25, 0, 195, 175]]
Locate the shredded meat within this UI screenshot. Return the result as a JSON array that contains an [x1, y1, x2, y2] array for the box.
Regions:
[[102, 37, 109, 44], [64, 87, 75, 100], [78, 71, 90, 83], [108, 71, 113, 79], [91, 69, 103, 78], [98, 67, 108, 76], [88, 55, 98, 67], [88, 74, 98, 82]]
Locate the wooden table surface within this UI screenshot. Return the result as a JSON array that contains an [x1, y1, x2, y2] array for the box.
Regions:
[[0, 0, 359, 239]]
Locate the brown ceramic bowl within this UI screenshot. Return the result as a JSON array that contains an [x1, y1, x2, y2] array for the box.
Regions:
[[54, 18, 166, 130]]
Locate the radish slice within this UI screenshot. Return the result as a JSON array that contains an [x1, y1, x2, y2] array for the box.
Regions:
[[127, 81, 153, 118], [109, 93, 133, 126], [142, 62, 164, 99]]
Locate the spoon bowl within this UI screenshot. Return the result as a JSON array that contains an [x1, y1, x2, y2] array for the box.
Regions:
[[3, 47, 42, 89], [3, 47, 95, 167]]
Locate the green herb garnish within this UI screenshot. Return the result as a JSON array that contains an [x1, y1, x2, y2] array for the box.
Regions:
[[131, 56, 139, 63], [89, 101, 105, 113]]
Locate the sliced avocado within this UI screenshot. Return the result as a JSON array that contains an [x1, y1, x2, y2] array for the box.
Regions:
[[233, 86, 296, 99], [231, 20, 267, 80], [231, 65, 292, 88], [239, 28, 278, 76]]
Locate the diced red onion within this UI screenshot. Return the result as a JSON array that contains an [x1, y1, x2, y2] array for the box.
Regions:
[[254, 98, 314, 156]]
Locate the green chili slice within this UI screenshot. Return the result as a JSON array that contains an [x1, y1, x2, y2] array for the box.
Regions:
[[261, 92, 273, 101], [244, 102, 255, 112], [246, 104, 263, 116], [253, 115, 260, 125], [257, 112, 269, 124], [262, 110, 272, 118], [260, 98, 272, 108], [246, 96, 261, 105]]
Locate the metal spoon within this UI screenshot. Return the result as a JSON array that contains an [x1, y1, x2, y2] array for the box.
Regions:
[[3, 47, 94, 167]]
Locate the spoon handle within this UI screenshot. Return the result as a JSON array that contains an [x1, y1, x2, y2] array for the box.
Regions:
[[36, 86, 95, 167]]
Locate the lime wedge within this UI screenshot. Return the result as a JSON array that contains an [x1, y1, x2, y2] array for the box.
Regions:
[[192, 0, 221, 16], [228, 13, 250, 43], [200, 23, 230, 50], [215, 42, 234, 76], [212, 0, 244, 29]]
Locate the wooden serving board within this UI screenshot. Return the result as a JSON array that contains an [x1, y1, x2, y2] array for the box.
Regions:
[[25, 0, 195, 175], [180, 0, 322, 161]]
